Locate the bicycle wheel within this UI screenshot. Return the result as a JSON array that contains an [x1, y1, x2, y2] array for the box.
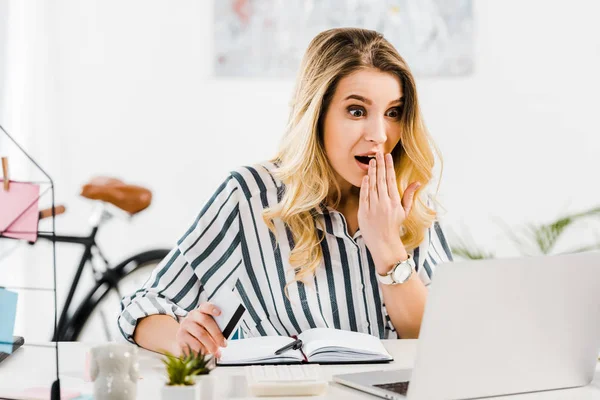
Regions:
[[61, 249, 169, 342]]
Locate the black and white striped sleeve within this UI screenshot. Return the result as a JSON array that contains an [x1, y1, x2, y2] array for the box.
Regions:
[[383, 219, 454, 338], [118, 174, 243, 343], [417, 220, 454, 287]]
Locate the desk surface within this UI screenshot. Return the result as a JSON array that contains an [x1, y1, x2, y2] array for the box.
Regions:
[[0, 340, 599, 399]]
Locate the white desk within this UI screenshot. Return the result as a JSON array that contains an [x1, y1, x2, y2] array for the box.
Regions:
[[1, 341, 599, 399]]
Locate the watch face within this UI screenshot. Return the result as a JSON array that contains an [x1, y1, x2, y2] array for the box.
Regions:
[[392, 263, 412, 283]]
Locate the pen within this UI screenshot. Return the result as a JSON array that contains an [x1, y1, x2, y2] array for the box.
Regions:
[[274, 339, 303, 355]]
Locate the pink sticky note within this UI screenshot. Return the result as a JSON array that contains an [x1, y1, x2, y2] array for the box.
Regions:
[[0, 180, 40, 242]]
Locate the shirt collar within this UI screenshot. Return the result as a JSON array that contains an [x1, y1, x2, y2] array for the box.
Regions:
[[271, 160, 361, 240], [313, 202, 362, 241]]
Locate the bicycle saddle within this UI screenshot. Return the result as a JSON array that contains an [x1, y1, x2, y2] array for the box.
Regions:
[[80, 177, 152, 214]]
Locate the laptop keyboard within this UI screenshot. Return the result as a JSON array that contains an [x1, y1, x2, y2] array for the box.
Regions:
[[374, 381, 410, 396]]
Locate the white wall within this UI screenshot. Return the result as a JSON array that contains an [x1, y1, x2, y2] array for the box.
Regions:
[[1, 0, 599, 342], [0, 0, 7, 117], [422, 0, 600, 254]]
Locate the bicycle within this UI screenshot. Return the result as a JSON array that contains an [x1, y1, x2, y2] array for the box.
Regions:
[[32, 176, 169, 342]]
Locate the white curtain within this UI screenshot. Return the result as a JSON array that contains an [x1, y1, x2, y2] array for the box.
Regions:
[[0, 0, 56, 340], [0, 0, 55, 165]]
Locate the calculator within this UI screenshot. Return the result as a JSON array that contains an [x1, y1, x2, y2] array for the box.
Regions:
[[245, 364, 328, 396]]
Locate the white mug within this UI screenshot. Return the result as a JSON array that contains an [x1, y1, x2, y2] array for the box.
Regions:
[[90, 343, 139, 400]]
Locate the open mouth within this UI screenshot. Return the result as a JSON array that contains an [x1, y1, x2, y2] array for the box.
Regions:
[[355, 155, 376, 165]]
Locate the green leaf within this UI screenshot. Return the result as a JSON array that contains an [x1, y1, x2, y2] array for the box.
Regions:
[[529, 206, 600, 255], [446, 224, 494, 260], [532, 216, 574, 254], [162, 345, 213, 385], [568, 206, 600, 220], [560, 243, 600, 254], [451, 246, 494, 260]]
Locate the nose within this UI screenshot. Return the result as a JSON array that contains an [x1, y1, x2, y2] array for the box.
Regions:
[[364, 116, 387, 144]]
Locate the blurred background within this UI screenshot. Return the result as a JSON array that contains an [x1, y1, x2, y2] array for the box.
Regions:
[[0, 0, 599, 345]]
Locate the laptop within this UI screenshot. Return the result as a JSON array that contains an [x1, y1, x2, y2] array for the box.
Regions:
[[0, 336, 24, 364], [333, 251, 600, 399]]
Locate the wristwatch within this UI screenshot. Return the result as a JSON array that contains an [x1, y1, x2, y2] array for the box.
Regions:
[[376, 255, 415, 285]]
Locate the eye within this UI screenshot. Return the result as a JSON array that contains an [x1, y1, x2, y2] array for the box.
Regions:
[[348, 106, 366, 118], [387, 107, 403, 120]]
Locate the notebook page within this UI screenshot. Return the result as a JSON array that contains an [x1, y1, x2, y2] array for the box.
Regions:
[[218, 335, 304, 365], [299, 328, 392, 360]]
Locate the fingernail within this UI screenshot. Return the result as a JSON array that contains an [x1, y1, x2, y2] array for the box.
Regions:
[[213, 308, 221, 316], [216, 351, 221, 358], [370, 159, 375, 167], [223, 339, 227, 347]]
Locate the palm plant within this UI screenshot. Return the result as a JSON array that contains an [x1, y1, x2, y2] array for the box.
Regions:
[[450, 206, 600, 260], [161, 346, 213, 386]]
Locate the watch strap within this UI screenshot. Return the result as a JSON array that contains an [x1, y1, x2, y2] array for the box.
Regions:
[[377, 271, 395, 285], [377, 255, 414, 285]]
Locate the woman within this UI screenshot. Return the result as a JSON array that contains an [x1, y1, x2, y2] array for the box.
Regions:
[[118, 27, 453, 358]]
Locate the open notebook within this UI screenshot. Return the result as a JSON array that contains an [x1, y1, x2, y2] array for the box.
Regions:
[[218, 328, 393, 365]]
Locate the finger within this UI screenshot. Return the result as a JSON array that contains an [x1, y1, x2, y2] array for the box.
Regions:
[[198, 302, 221, 317], [190, 323, 220, 355], [360, 175, 369, 212], [385, 154, 401, 205], [181, 335, 220, 359], [376, 151, 387, 199], [187, 311, 222, 349], [368, 158, 377, 202], [178, 331, 206, 356], [189, 308, 226, 347], [402, 182, 421, 217], [180, 338, 205, 357], [186, 320, 220, 355], [201, 313, 227, 348]]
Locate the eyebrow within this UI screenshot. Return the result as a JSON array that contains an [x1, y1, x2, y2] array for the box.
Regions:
[[344, 94, 404, 106]]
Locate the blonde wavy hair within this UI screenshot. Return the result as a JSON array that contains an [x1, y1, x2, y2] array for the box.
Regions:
[[263, 27, 442, 284]]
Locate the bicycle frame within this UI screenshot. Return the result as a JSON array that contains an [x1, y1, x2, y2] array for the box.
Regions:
[[35, 203, 127, 341]]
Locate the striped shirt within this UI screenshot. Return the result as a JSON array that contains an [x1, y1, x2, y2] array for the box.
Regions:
[[118, 160, 453, 342]]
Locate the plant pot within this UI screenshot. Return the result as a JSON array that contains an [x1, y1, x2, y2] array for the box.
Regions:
[[161, 384, 199, 400], [192, 374, 213, 399]]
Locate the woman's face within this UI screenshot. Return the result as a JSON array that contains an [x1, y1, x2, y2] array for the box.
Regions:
[[322, 68, 404, 194]]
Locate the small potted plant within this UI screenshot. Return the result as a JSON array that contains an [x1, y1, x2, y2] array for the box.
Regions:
[[160, 346, 213, 400]]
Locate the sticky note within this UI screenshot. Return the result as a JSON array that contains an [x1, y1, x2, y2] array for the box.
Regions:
[[0, 181, 40, 242], [0, 288, 18, 354]]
